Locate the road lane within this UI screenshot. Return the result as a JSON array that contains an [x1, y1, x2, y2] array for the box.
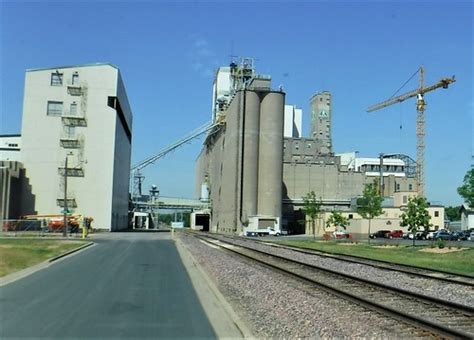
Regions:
[[0, 232, 216, 338]]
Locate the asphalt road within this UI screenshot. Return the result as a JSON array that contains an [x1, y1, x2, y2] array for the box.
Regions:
[[0, 232, 216, 339]]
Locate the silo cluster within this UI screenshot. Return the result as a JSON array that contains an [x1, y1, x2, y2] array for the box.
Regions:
[[240, 89, 285, 227]]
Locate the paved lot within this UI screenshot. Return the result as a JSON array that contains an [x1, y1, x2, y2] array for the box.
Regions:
[[0, 232, 216, 339]]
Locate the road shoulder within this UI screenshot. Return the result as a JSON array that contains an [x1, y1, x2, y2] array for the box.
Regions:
[[175, 236, 254, 339]]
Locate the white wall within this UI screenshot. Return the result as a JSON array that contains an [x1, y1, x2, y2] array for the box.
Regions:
[[0, 136, 21, 162], [284, 105, 302, 138], [20, 64, 132, 230]]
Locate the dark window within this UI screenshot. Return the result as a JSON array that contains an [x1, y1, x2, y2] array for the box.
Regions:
[[47, 101, 63, 116], [434, 211, 439, 217], [396, 183, 400, 191], [408, 184, 413, 191], [72, 73, 79, 85], [51, 73, 63, 86], [348, 214, 353, 219]]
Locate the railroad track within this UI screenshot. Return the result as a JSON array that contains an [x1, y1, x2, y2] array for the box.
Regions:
[[208, 233, 474, 287], [189, 232, 474, 339]]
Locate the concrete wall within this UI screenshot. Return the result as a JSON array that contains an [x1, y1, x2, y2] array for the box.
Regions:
[[0, 161, 36, 220], [20, 64, 132, 230], [309, 91, 332, 153], [195, 87, 285, 234]]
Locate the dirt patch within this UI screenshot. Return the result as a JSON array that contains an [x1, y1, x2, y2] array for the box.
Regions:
[[373, 245, 399, 249], [419, 247, 468, 254]]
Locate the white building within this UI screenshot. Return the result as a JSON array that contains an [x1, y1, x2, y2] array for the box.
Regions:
[[20, 63, 133, 231], [0, 135, 21, 162], [460, 204, 474, 231], [284, 105, 302, 138]]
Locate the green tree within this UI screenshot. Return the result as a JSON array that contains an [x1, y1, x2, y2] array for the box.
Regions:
[[302, 191, 322, 239], [445, 206, 461, 221], [400, 196, 432, 246], [357, 181, 384, 244], [457, 168, 474, 207], [326, 211, 349, 230]]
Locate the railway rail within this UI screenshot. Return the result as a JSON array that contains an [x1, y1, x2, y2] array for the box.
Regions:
[[208, 233, 474, 287], [187, 232, 474, 339]]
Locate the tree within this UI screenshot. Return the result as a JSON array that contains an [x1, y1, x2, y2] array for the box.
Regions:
[[302, 191, 322, 239], [326, 211, 349, 230], [445, 206, 461, 221], [400, 196, 432, 246], [458, 168, 474, 207], [357, 181, 384, 244]]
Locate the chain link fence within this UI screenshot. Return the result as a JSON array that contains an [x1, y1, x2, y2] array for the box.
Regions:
[[0, 218, 82, 236]]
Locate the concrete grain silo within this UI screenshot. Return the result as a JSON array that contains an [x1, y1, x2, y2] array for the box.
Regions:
[[257, 92, 284, 225], [241, 90, 261, 220]]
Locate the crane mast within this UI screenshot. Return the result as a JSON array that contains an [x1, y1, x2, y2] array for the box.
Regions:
[[367, 66, 455, 197]]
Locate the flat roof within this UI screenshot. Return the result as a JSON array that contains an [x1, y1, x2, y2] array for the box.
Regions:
[[26, 62, 118, 72], [0, 134, 21, 137]]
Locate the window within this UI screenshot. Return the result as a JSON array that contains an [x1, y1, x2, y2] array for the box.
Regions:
[[51, 72, 63, 86], [72, 73, 79, 85], [434, 211, 439, 217], [47, 101, 63, 116], [70, 103, 78, 115], [64, 126, 75, 138], [403, 195, 407, 204], [348, 214, 353, 219], [396, 183, 400, 191], [408, 184, 413, 191]]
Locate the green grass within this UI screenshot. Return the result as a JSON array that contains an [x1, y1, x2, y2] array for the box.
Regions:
[[0, 239, 87, 277], [275, 240, 474, 277]]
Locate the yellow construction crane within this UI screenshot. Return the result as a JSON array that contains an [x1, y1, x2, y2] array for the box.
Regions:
[[367, 66, 455, 197]]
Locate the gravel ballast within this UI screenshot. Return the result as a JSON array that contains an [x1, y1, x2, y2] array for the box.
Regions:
[[215, 236, 474, 308], [178, 233, 433, 338]]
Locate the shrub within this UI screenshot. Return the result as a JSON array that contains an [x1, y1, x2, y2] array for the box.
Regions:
[[436, 238, 446, 249]]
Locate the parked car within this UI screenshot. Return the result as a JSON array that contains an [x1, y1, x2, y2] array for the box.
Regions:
[[469, 232, 474, 241], [451, 231, 468, 241], [432, 230, 454, 241], [403, 231, 429, 240], [425, 230, 437, 240], [369, 230, 391, 239], [388, 230, 404, 238], [333, 229, 351, 239]]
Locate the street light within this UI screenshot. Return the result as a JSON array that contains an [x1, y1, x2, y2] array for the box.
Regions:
[[63, 152, 73, 237]]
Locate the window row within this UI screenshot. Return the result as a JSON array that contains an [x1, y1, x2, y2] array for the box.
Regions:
[[50, 72, 79, 86], [47, 101, 79, 116]]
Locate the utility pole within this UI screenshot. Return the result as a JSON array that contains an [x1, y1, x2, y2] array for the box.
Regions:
[[63, 154, 69, 237]]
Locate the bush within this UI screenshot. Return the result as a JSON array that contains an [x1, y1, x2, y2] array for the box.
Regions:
[[436, 238, 446, 249]]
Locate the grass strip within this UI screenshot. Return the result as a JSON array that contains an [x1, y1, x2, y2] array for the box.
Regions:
[[275, 240, 474, 277], [0, 239, 87, 277]]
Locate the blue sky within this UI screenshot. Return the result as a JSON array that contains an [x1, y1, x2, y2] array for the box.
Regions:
[[1, 0, 472, 206]]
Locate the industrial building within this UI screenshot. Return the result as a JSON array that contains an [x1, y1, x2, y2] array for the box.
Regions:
[[19, 63, 133, 230], [195, 58, 284, 233], [195, 60, 431, 236], [0, 134, 21, 162]]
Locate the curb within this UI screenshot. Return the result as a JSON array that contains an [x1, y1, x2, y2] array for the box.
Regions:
[[175, 236, 254, 339], [49, 241, 94, 262]]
